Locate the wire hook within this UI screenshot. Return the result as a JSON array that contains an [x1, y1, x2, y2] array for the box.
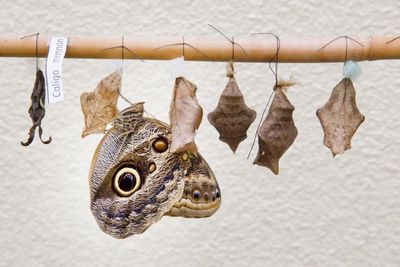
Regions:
[[153, 38, 211, 60], [21, 33, 40, 71], [386, 36, 400, 44], [317, 36, 364, 63], [208, 24, 247, 61], [101, 36, 145, 62], [246, 32, 281, 159], [251, 32, 280, 88]]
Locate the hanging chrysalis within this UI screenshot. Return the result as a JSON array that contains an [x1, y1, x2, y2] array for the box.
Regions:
[[169, 76, 203, 153], [254, 81, 298, 175], [208, 61, 256, 153], [80, 69, 121, 138], [21, 69, 52, 146], [316, 61, 365, 157]]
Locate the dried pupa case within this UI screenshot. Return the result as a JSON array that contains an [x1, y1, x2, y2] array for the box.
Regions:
[[208, 61, 256, 152], [254, 87, 298, 174]]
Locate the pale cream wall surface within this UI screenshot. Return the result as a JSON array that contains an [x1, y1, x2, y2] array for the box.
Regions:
[[0, 1, 399, 266]]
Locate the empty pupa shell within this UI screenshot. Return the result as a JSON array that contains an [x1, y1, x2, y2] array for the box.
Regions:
[[170, 76, 203, 153], [316, 78, 365, 157], [254, 87, 298, 174], [208, 61, 256, 152]]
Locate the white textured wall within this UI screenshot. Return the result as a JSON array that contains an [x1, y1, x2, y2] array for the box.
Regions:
[[1, 1, 400, 266]]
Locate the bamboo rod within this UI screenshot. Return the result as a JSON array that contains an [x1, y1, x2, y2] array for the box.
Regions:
[[0, 34, 399, 62]]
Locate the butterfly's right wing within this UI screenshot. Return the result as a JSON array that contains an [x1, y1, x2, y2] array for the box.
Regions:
[[166, 153, 221, 218]]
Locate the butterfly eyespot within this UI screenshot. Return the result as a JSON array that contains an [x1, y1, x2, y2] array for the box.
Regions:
[[192, 189, 201, 200], [149, 162, 156, 173], [152, 137, 168, 153], [113, 167, 141, 197], [203, 192, 209, 202]]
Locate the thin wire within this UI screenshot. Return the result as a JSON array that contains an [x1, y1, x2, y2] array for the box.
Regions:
[[273, 35, 280, 86], [35, 34, 39, 71], [246, 89, 275, 159], [101, 35, 138, 105], [101, 46, 145, 62], [104, 37, 159, 122], [317, 36, 364, 62], [153, 42, 211, 60], [386, 36, 400, 44], [318, 36, 364, 51], [101, 35, 146, 106], [208, 24, 247, 58], [101, 36, 145, 62], [143, 109, 157, 120], [153, 37, 211, 126], [21, 33, 40, 71], [251, 32, 280, 86], [246, 32, 280, 159], [119, 35, 133, 105], [232, 36, 235, 61]]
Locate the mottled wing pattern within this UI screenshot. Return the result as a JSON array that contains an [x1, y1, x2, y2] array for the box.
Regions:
[[166, 153, 221, 218], [89, 105, 186, 238], [88, 103, 221, 238]]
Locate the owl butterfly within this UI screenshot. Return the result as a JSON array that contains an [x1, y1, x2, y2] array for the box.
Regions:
[[88, 102, 221, 239]]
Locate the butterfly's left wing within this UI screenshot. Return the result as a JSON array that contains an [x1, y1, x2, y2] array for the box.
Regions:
[[166, 153, 221, 218]]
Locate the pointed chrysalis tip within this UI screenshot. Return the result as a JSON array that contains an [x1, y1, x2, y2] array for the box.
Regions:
[[253, 160, 280, 175], [226, 60, 235, 77], [228, 142, 239, 153]]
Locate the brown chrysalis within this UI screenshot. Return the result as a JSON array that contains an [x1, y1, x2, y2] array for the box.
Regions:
[[253, 86, 298, 174], [80, 69, 121, 138], [21, 69, 52, 146], [316, 78, 365, 157], [208, 61, 256, 152], [169, 76, 203, 153]]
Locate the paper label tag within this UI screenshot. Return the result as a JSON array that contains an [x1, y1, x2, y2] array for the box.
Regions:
[[46, 37, 68, 104], [170, 56, 186, 78]]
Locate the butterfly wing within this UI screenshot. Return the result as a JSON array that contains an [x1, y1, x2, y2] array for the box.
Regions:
[[89, 104, 221, 239], [166, 152, 221, 218], [149, 118, 221, 218], [89, 105, 186, 238]]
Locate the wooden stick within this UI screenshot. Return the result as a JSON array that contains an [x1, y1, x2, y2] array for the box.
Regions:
[[0, 34, 399, 62]]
